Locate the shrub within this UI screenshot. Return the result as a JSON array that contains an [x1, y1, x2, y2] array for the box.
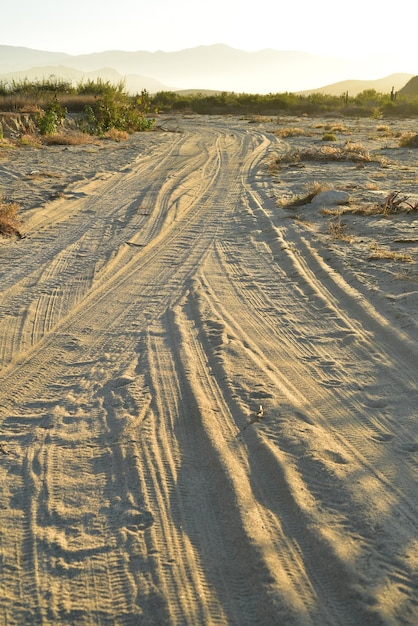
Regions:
[[0, 198, 22, 238], [41, 132, 95, 146], [270, 142, 374, 170], [399, 132, 418, 147], [327, 217, 353, 242], [381, 191, 418, 214], [322, 133, 337, 141], [35, 98, 67, 135], [274, 127, 307, 137], [79, 89, 155, 135]]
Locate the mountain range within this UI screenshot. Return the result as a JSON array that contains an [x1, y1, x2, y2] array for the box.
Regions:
[[0, 44, 415, 95]]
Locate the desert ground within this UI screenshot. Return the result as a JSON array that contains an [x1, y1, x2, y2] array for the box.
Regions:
[[0, 113, 417, 625]]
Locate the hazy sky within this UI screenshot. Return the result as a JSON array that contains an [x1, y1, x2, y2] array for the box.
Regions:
[[2, 0, 416, 72]]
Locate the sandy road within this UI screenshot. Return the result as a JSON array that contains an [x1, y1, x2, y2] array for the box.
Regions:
[[0, 116, 417, 625]]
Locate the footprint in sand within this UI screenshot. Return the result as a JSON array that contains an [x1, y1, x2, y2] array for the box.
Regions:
[[364, 398, 388, 409], [320, 379, 343, 388], [323, 449, 350, 465], [124, 509, 154, 532], [371, 433, 394, 443]]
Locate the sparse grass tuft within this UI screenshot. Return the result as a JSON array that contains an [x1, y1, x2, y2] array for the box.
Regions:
[[278, 180, 330, 208], [339, 191, 418, 217], [41, 132, 96, 146], [19, 133, 42, 147], [0, 198, 22, 238], [320, 207, 345, 216], [368, 241, 412, 262], [376, 124, 393, 136], [269, 141, 376, 171], [274, 127, 309, 138], [103, 128, 130, 142], [248, 115, 274, 123], [399, 132, 418, 148], [328, 123, 351, 134], [327, 217, 353, 242], [344, 141, 372, 161], [322, 133, 337, 142]]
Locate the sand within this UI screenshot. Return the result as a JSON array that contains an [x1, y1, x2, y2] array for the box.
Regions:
[[0, 114, 417, 625]]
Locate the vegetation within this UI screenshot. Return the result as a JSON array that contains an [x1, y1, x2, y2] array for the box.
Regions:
[[35, 97, 67, 135], [380, 191, 418, 214], [2, 80, 418, 121], [269, 141, 377, 173], [79, 88, 155, 135], [368, 241, 412, 262], [327, 217, 353, 243], [149, 88, 418, 118], [322, 133, 337, 142], [0, 197, 22, 238], [399, 131, 418, 147], [0, 79, 156, 136], [278, 181, 330, 208]]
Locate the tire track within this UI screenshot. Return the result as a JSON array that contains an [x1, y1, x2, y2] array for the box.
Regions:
[[0, 116, 416, 625]]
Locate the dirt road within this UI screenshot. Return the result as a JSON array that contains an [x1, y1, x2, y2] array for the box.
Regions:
[[0, 116, 417, 624]]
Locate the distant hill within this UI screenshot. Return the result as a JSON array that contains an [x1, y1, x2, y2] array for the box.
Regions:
[[398, 76, 418, 97], [298, 73, 413, 97], [0, 44, 415, 94]]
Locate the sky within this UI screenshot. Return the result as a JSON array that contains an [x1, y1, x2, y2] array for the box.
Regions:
[[1, 0, 417, 74]]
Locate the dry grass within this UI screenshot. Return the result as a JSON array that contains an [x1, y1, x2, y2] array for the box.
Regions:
[[103, 129, 130, 142], [247, 115, 275, 123], [270, 142, 377, 171], [19, 133, 42, 147], [368, 241, 412, 262], [326, 123, 351, 134], [41, 132, 97, 146], [0, 198, 22, 238], [331, 191, 418, 217], [376, 124, 393, 136], [278, 180, 330, 209], [0, 136, 15, 150], [399, 132, 418, 148], [320, 207, 345, 217], [274, 127, 310, 138], [327, 218, 354, 243]]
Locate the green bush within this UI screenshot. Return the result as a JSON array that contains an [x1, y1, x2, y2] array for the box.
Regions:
[[2, 78, 418, 127], [80, 89, 154, 135], [35, 98, 67, 135]]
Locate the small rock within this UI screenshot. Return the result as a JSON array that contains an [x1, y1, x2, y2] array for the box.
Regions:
[[311, 190, 350, 206]]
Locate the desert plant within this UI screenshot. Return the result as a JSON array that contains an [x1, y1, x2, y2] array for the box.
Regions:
[[41, 132, 96, 146], [104, 128, 130, 142], [80, 89, 154, 135], [368, 241, 412, 262], [270, 142, 375, 171], [329, 123, 351, 133], [322, 133, 337, 141], [381, 191, 418, 214], [399, 132, 418, 147], [376, 124, 392, 135], [327, 217, 353, 242], [278, 181, 330, 208], [0, 198, 22, 238], [274, 127, 307, 137], [35, 98, 67, 135]]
